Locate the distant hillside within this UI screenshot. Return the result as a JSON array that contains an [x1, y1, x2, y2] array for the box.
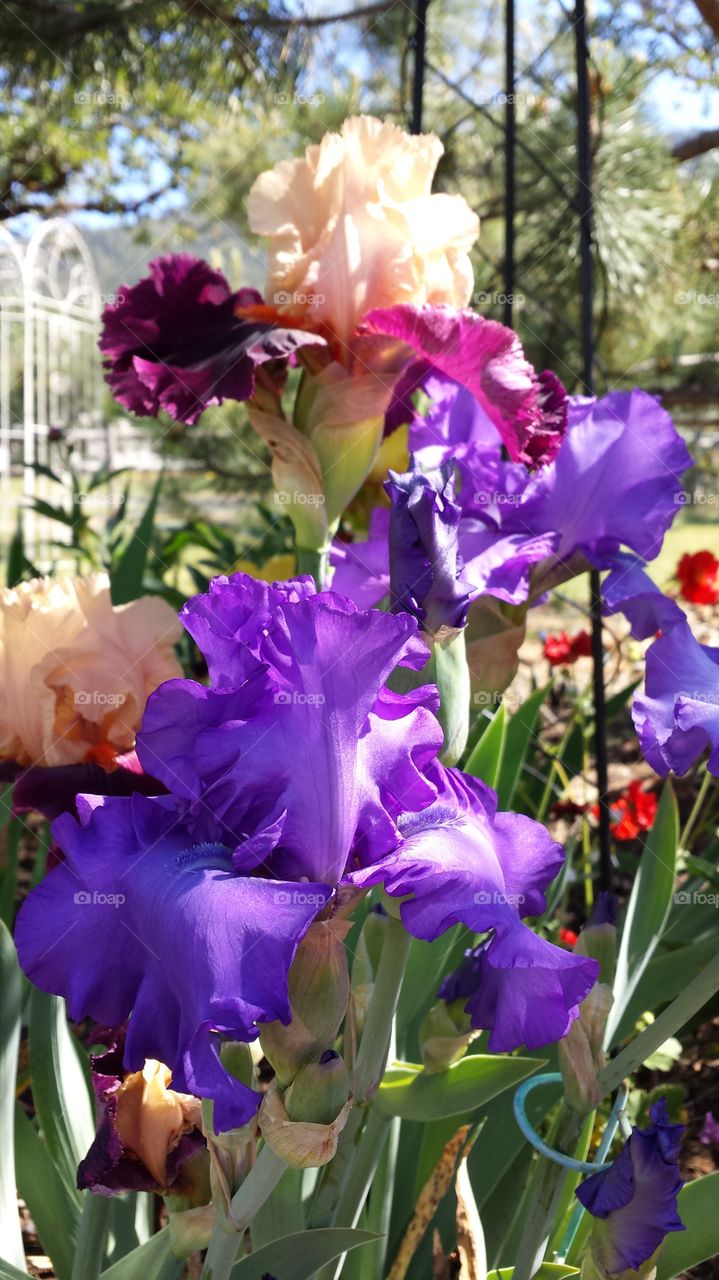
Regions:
[[82, 214, 267, 295]]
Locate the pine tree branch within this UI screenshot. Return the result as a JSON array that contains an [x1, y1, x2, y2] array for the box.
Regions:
[[672, 128, 719, 160]]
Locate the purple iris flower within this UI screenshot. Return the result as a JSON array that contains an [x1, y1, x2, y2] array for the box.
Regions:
[[699, 1111, 719, 1145], [15, 574, 597, 1132], [384, 457, 473, 634], [332, 386, 691, 634], [576, 1098, 684, 1276], [349, 764, 598, 1051], [633, 619, 719, 777], [99, 255, 324, 425]]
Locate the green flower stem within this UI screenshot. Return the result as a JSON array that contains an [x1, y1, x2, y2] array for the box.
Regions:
[[679, 767, 714, 849], [362, 1114, 400, 1277], [311, 916, 410, 1272], [535, 717, 577, 824], [514, 948, 719, 1278], [512, 1103, 585, 1280], [297, 545, 332, 590], [352, 913, 411, 1102], [331, 1106, 388, 1229], [71, 1191, 111, 1280], [312, 1107, 389, 1280], [200, 1143, 286, 1280], [309, 1106, 364, 1228], [598, 948, 719, 1097]]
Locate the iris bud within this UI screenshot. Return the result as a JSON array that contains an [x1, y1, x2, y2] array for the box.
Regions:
[[576, 893, 618, 987], [433, 629, 471, 766], [260, 919, 351, 1087], [420, 1000, 477, 1073], [559, 983, 613, 1115], [220, 1041, 256, 1090], [285, 1051, 350, 1126], [259, 1074, 353, 1169]]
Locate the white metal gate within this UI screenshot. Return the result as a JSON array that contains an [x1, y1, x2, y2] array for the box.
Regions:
[[0, 219, 107, 567]]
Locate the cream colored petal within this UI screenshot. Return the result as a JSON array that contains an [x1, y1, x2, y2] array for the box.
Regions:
[[114, 1059, 197, 1187]]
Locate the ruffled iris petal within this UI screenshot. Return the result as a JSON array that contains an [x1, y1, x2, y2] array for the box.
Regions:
[[350, 765, 597, 1050], [15, 793, 331, 1130], [364, 304, 568, 467], [100, 255, 324, 426], [143, 578, 442, 884], [633, 620, 719, 777]]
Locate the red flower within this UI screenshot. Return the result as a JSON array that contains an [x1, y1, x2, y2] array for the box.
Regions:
[[559, 927, 578, 947], [544, 629, 593, 666], [676, 551, 719, 606], [609, 780, 658, 841]]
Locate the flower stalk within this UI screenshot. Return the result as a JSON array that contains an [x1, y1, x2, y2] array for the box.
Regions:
[[199, 1143, 287, 1280]]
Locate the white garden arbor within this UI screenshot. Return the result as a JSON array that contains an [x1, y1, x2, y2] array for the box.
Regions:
[[0, 219, 107, 564]]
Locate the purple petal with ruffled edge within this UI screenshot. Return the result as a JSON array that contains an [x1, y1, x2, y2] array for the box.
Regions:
[[576, 1099, 684, 1275], [335, 387, 690, 621], [364, 305, 568, 467], [138, 575, 442, 884], [179, 574, 317, 687], [599, 551, 686, 640], [458, 523, 558, 605], [349, 763, 597, 1050], [507, 390, 692, 566], [632, 620, 719, 777], [385, 457, 473, 632], [100, 255, 324, 426], [14, 791, 331, 1130]]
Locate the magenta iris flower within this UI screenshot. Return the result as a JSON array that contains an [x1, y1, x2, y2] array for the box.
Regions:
[[99, 257, 568, 468], [576, 1099, 684, 1276], [15, 575, 597, 1129], [99, 255, 323, 426]]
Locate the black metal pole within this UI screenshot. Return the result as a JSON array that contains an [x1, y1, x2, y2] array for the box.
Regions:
[[410, 0, 430, 134], [574, 0, 612, 893], [503, 0, 515, 328]]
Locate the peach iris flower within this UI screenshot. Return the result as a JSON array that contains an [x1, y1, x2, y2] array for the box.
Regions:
[[0, 573, 181, 767], [248, 115, 479, 348]]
